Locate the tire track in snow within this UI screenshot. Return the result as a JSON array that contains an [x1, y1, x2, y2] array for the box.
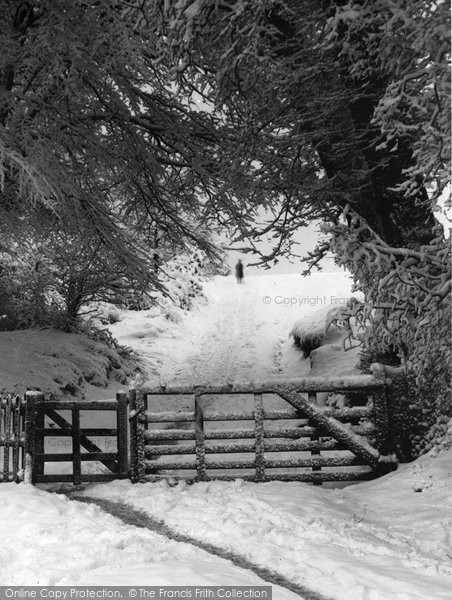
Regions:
[[72, 495, 333, 600]]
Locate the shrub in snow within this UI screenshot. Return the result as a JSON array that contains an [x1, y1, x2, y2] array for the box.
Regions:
[[0, 246, 64, 329], [323, 297, 365, 351], [156, 249, 210, 316], [0, 222, 225, 333], [122, 245, 225, 314], [291, 328, 324, 358], [290, 311, 325, 358], [290, 299, 364, 357], [424, 416, 452, 457], [324, 393, 349, 409], [91, 303, 123, 325], [0, 229, 157, 331], [104, 305, 122, 324]]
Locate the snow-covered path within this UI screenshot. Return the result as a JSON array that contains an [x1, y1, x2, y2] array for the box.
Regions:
[[169, 280, 264, 384], [110, 272, 359, 385]]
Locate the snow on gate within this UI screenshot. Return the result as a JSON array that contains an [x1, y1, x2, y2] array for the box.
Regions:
[[129, 365, 398, 485], [1, 364, 398, 485]]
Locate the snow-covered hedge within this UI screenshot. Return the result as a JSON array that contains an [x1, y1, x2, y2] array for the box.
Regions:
[[120, 247, 221, 318], [159, 250, 207, 314], [324, 209, 451, 460]]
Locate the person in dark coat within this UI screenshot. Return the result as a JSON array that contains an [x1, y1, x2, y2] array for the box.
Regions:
[[235, 259, 244, 283]]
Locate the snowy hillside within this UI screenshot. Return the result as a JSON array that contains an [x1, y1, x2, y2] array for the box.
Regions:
[[0, 271, 364, 399]]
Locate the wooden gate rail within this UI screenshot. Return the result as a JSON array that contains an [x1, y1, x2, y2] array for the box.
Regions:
[[26, 393, 128, 485], [129, 368, 397, 484]]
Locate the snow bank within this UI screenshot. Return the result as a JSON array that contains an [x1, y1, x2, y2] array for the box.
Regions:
[[0, 329, 137, 398], [84, 447, 452, 600], [289, 309, 364, 383]]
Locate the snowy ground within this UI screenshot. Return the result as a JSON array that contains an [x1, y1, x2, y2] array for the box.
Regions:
[[1, 271, 451, 599], [1, 445, 451, 599], [0, 482, 297, 598], [81, 445, 452, 600]]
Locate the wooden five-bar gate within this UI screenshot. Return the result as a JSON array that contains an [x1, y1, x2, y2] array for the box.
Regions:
[[1, 365, 398, 485], [129, 366, 397, 484]]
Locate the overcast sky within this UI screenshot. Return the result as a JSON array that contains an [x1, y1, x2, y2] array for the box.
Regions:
[[224, 221, 341, 276]]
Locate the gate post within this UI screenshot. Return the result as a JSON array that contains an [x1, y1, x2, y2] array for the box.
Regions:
[[195, 395, 207, 481], [116, 392, 129, 478], [72, 408, 82, 485], [308, 392, 322, 485], [129, 388, 145, 482], [371, 364, 397, 473], [2, 394, 11, 483], [34, 402, 45, 476], [23, 391, 43, 484], [12, 395, 22, 482], [254, 393, 265, 482]]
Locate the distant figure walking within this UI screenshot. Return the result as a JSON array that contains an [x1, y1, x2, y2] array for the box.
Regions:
[[235, 259, 244, 284]]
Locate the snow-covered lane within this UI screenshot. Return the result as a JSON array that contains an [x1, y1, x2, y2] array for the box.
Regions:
[[83, 447, 452, 600], [0, 483, 300, 599], [74, 495, 326, 600]]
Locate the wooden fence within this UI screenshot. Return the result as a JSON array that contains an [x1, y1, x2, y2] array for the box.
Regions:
[[0, 393, 27, 482], [129, 367, 397, 484]]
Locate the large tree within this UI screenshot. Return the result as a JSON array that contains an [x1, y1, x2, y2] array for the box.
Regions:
[[145, 0, 451, 455], [0, 0, 271, 303]]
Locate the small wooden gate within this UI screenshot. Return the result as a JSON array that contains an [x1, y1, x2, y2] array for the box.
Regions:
[[26, 393, 129, 485], [130, 367, 397, 484]]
